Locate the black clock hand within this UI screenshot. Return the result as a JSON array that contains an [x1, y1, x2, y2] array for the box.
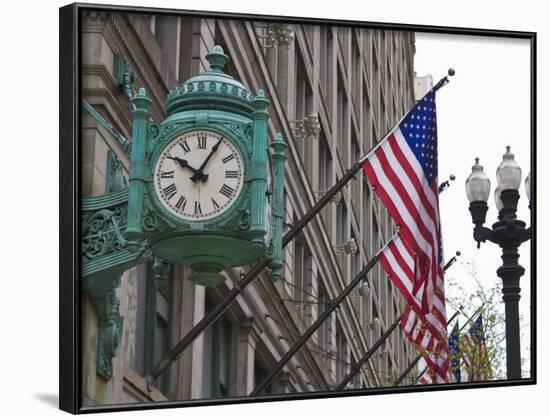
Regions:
[[191, 137, 224, 183], [167, 156, 206, 181]]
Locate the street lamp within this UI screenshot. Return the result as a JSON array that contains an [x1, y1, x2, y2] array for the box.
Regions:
[[465, 146, 531, 380]]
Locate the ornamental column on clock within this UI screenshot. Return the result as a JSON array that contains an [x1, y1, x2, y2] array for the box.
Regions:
[[125, 88, 151, 250], [124, 45, 287, 287]]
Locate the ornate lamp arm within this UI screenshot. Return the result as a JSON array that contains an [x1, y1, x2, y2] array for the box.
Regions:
[[473, 225, 494, 248]]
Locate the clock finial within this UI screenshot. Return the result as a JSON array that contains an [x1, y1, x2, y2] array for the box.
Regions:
[[206, 45, 229, 73]]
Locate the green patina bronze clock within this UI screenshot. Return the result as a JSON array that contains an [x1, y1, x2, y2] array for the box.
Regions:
[[81, 45, 287, 379], [121, 45, 287, 286]]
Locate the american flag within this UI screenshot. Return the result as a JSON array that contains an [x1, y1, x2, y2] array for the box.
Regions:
[[461, 314, 493, 382], [449, 321, 462, 382], [363, 90, 449, 381]]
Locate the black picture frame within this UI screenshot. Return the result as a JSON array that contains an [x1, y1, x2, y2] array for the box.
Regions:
[[60, 2, 536, 414]]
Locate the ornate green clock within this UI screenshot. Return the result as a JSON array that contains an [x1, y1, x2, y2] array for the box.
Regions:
[[81, 45, 286, 379], [122, 45, 287, 286]]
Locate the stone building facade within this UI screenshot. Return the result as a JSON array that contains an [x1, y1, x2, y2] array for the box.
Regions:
[[81, 10, 418, 406]]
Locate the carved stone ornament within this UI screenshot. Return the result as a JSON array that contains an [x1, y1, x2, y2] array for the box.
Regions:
[[114, 54, 136, 101], [94, 276, 124, 380]]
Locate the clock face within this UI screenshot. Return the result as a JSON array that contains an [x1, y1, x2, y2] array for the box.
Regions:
[[153, 130, 245, 221]]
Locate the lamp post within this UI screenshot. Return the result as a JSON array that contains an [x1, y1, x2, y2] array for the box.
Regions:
[[465, 146, 531, 380]]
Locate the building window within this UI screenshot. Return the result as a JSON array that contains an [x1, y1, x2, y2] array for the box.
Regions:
[[350, 355, 361, 388], [295, 48, 314, 180], [318, 128, 332, 192], [317, 281, 330, 354], [362, 84, 372, 150], [339, 28, 349, 62], [380, 97, 387, 134], [293, 237, 313, 324], [318, 129, 333, 235], [360, 278, 369, 330], [133, 262, 173, 396], [335, 323, 348, 382], [253, 358, 273, 395], [326, 28, 334, 112], [304, 24, 315, 51], [372, 41, 380, 127], [351, 34, 361, 110], [336, 69, 348, 166], [371, 298, 380, 341], [372, 210, 380, 252], [293, 238, 305, 302], [150, 16, 164, 46], [336, 193, 345, 246], [295, 49, 313, 120], [319, 26, 328, 95], [202, 301, 232, 398], [362, 178, 371, 255], [351, 131, 360, 200]]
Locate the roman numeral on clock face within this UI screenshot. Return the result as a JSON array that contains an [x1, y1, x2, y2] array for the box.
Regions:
[[211, 198, 220, 210], [225, 170, 238, 179], [197, 135, 207, 150], [163, 183, 177, 200], [194, 201, 202, 215], [222, 154, 234, 164], [179, 141, 191, 153], [160, 170, 174, 178], [175, 196, 187, 211], [219, 184, 234, 198]]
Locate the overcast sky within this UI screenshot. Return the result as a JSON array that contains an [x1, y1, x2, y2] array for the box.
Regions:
[[413, 32, 532, 374]]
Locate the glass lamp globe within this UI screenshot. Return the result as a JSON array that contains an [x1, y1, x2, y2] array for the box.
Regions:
[[494, 186, 503, 211], [465, 157, 491, 202], [496, 146, 522, 190], [525, 172, 531, 202]]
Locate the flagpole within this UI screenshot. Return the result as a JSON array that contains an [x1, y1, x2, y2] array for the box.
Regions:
[[413, 304, 486, 384], [147, 69, 456, 385], [250, 250, 384, 396], [335, 250, 461, 390], [393, 305, 483, 387]]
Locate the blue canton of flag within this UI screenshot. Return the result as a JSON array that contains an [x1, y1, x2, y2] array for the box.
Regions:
[[400, 92, 438, 183], [469, 314, 484, 343], [449, 321, 461, 382]]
